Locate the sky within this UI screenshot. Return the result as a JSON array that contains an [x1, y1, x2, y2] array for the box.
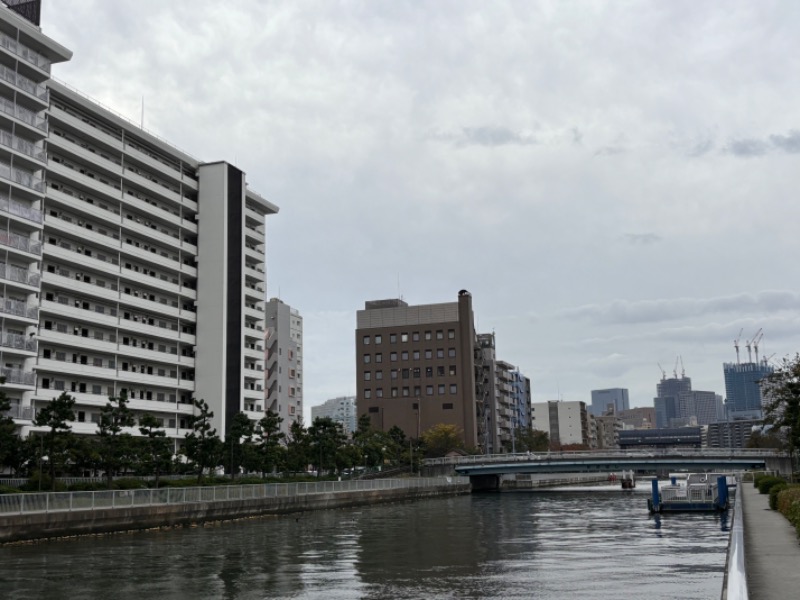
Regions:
[[40, 1, 800, 423]]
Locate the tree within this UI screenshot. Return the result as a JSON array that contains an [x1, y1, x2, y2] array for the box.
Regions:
[[183, 398, 223, 483], [227, 412, 255, 479], [285, 419, 310, 474], [746, 429, 785, 450], [138, 413, 173, 487], [98, 391, 136, 488], [517, 427, 550, 453], [0, 377, 22, 475], [251, 410, 285, 477], [308, 417, 347, 475], [763, 354, 800, 469], [33, 392, 76, 490], [421, 423, 464, 458]]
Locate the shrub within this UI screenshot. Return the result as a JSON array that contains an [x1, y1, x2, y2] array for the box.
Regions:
[[113, 478, 148, 490], [0, 484, 22, 494], [769, 483, 789, 510], [67, 481, 107, 492], [757, 476, 786, 495]]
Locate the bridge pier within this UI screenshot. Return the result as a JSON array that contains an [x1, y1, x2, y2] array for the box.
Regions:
[[469, 474, 500, 492]]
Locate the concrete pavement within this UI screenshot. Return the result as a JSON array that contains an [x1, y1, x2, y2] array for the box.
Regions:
[[742, 483, 800, 599]]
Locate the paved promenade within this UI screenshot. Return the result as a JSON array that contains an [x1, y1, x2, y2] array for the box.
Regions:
[[742, 483, 800, 599]]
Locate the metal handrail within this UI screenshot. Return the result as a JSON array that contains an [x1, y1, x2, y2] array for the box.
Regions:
[[0, 476, 469, 515], [725, 488, 748, 600]]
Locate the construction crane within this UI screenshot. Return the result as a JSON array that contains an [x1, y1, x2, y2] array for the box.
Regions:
[[657, 363, 666, 381], [752, 329, 764, 364], [734, 328, 743, 364], [673, 356, 679, 379], [679, 355, 685, 378]]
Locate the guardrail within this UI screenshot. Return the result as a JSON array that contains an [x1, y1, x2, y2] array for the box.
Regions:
[[424, 448, 786, 467], [724, 487, 748, 600], [0, 476, 468, 516]]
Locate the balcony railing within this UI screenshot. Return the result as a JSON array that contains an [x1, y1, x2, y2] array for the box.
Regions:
[[0, 129, 45, 161], [0, 31, 51, 72], [0, 332, 36, 352], [0, 297, 38, 320], [0, 230, 40, 255], [0, 96, 46, 131], [0, 159, 44, 192], [0, 264, 39, 287], [0, 64, 48, 101], [0, 367, 35, 386], [0, 192, 42, 223]]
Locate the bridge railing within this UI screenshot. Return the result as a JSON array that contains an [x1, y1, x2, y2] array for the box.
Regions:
[[423, 448, 785, 467]]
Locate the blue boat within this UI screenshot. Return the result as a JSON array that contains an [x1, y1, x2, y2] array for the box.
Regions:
[[647, 474, 730, 513]]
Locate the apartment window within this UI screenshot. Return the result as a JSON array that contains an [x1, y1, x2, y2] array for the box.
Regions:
[[426, 385, 434, 396], [413, 350, 420, 360], [436, 330, 444, 340], [402, 387, 410, 397], [363, 335, 370, 345], [391, 387, 398, 398], [414, 386, 421, 396], [368, 407, 379, 413], [437, 349, 444, 359], [42, 349, 51, 359], [364, 371, 371, 381], [450, 384, 457, 394], [401, 351, 408, 360], [391, 369, 398, 380], [375, 370, 383, 380], [41, 378, 50, 389], [401, 333, 408, 343], [364, 389, 372, 399], [449, 365, 457, 376], [363, 354, 371, 364], [390, 352, 397, 362], [390, 334, 397, 343], [77, 411, 85, 422], [375, 353, 382, 363], [425, 367, 433, 377], [402, 368, 410, 379], [438, 384, 445, 395], [412, 367, 420, 378], [412, 332, 420, 342], [448, 329, 455, 339], [424, 331, 432, 340], [448, 348, 456, 358], [443, 403, 454, 410], [376, 388, 383, 398], [425, 349, 432, 359], [437, 366, 445, 376]]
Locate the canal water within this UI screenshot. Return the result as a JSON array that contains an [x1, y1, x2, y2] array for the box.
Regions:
[[0, 485, 729, 599]]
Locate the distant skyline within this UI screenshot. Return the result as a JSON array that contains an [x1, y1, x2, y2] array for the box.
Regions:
[[41, 1, 800, 424]]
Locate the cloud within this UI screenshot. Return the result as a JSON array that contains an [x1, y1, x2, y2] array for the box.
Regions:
[[725, 138, 769, 157], [769, 130, 800, 153], [428, 126, 537, 147], [594, 145, 625, 156], [622, 233, 662, 245], [687, 138, 714, 157], [556, 290, 800, 325]]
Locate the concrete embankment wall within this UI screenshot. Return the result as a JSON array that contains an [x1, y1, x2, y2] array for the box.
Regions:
[[0, 483, 470, 544]]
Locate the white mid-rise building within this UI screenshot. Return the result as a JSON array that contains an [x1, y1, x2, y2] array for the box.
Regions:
[[530, 400, 589, 448], [1, 2, 278, 444], [311, 396, 356, 436], [264, 298, 303, 437]]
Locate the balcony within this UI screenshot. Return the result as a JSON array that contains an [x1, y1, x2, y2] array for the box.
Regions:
[[0, 367, 36, 386], [3, 404, 34, 420], [0, 192, 42, 224], [0, 159, 44, 192], [0, 32, 51, 72], [0, 263, 39, 288], [0, 64, 49, 106], [0, 129, 46, 163], [0, 96, 46, 133], [0, 331, 37, 353], [0, 297, 38, 321], [41, 271, 118, 303], [0, 229, 41, 255]]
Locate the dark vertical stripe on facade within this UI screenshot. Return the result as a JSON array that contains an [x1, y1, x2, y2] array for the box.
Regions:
[[225, 164, 243, 434]]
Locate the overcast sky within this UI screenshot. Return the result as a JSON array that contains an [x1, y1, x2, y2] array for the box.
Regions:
[[41, 1, 800, 422]]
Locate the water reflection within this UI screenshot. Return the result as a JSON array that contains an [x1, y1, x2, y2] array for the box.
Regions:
[[0, 490, 728, 599]]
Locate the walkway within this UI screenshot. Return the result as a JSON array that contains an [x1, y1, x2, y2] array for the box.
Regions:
[[742, 483, 800, 599]]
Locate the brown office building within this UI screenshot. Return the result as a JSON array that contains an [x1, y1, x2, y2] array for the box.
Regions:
[[355, 290, 479, 448]]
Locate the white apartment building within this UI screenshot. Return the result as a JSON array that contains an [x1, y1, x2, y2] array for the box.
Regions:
[[264, 298, 303, 437], [530, 400, 589, 448], [311, 396, 356, 436], [1, 3, 278, 443]]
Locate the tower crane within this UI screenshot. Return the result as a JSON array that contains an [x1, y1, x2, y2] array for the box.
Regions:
[[673, 356, 679, 379], [657, 363, 666, 381], [679, 355, 685, 378], [752, 329, 764, 364], [734, 328, 743, 364]]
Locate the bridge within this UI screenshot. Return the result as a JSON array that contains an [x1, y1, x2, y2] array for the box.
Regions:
[[422, 449, 792, 491]]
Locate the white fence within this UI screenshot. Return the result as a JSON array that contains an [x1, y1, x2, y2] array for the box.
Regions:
[[0, 477, 468, 516]]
